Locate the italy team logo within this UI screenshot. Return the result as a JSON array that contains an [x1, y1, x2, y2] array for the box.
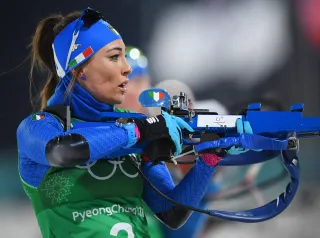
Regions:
[[148, 91, 165, 102], [32, 113, 45, 121]]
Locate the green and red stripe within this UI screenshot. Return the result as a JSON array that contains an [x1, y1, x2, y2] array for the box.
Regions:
[[148, 91, 165, 102], [69, 47, 94, 68]]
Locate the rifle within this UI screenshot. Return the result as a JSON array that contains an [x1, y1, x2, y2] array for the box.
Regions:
[[96, 88, 320, 222]]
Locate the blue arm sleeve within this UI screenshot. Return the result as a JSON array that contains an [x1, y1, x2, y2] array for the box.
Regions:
[[142, 157, 216, 214], [17, 112, 129, 166]]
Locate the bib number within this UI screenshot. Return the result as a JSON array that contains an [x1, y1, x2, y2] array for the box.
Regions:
[[110, 222, 134, 238]]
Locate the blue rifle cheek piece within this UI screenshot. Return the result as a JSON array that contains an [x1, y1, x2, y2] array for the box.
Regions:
[[138, 88, 171, 111]]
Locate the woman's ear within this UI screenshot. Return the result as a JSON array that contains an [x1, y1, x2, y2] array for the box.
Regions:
[[79, 72, 86, 80], [71, 69, 86, 80], [71, 69, 77, 77]]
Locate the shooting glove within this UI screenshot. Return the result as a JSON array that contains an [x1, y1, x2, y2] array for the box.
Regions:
[[133, 111, 194, 163]]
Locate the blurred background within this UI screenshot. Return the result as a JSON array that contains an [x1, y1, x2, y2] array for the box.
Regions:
[[1, 0, 320, 237]]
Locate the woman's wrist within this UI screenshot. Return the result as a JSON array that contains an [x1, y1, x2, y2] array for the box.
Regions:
[[135, 124, 140, 141], [201, 154, 221, 167]]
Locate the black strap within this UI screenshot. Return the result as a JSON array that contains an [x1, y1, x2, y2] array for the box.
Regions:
[[42, 105, 71, 132], [127, 156, 213, 216]]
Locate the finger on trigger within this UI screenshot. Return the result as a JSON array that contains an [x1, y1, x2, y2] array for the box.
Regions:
[[243, 121, 253, 134], [236, 119, 244, 134], [176, 117, 194, 132]]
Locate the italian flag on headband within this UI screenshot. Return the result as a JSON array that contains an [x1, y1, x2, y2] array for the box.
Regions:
[[32, 114, 45, 121], [69, 47, 94, 68], [148, 91, 165, 102]]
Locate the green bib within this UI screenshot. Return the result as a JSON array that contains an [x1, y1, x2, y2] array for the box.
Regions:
[[20, 108, 151, 238]]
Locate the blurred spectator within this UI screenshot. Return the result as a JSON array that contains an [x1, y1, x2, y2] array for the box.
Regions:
[[296, 0, 320, 53], [148, 0, 291, 92]]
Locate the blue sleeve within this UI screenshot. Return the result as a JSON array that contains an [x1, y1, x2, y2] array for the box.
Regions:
[[17, 112, 129, 166], [142, 157, 216, 213]]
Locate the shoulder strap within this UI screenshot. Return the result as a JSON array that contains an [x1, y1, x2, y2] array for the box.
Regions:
[[42, 105, 71, 132]]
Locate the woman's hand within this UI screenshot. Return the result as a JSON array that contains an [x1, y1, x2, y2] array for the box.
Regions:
[[130, 111, 194, 163], [160, 111, 194, 156], [226, 118, 261, 155]]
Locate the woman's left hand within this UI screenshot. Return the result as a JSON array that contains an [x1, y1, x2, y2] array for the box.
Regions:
[[226, 119, 261, 155]]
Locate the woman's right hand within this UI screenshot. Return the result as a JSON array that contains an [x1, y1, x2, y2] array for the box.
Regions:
[[159, 111, 194, 156], [133, 110, 194, 158]]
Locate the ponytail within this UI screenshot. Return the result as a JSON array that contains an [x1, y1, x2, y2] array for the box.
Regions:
[[29, 12, 81, 109]]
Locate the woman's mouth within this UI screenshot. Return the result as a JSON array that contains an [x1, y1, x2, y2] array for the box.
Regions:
[[118, 82, 128, 94]]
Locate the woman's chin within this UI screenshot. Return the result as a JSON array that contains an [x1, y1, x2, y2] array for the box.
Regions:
[[95, 96, 122, 105], [111, 94, 125, 105]]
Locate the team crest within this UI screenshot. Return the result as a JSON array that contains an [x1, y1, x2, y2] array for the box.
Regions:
[[148, 91, 165, 102], [138, 88, 171, 111], [32, 113, 45, 121]]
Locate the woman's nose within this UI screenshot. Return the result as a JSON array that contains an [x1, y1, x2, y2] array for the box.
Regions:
[[123, 60, 132, 77]]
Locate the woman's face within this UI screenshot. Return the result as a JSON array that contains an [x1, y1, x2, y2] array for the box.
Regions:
[[78, 39, 132, 104]]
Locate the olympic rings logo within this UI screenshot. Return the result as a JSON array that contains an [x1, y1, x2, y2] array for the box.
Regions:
[[76, 154, 141, 181]]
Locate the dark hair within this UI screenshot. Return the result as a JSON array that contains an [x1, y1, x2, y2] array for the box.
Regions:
[[29, 11, 82, 109]]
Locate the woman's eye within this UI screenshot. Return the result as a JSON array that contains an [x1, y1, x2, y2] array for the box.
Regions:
[[110, 54, 119, 61]]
